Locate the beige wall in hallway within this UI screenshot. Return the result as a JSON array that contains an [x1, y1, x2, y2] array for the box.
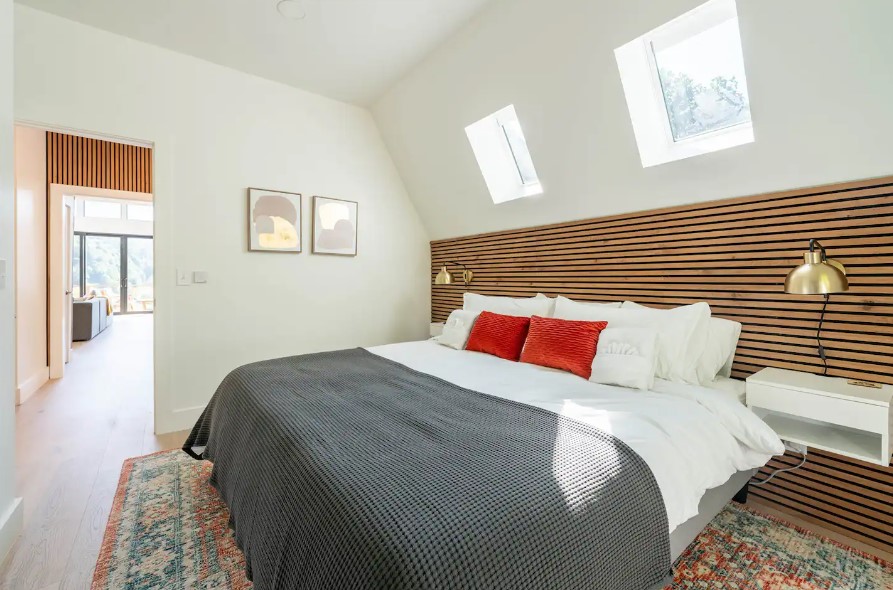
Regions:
[[14, 125, 48, 405]]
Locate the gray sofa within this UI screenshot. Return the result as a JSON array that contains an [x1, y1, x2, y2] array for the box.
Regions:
[[72, 298, 114, 341]]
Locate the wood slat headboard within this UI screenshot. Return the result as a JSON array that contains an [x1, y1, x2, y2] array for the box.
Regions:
[[47, 131, 153, 193], [430, 175, 893, 553]]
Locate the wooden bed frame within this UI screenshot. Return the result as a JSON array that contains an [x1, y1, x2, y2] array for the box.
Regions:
[[430, 175, 893, 554]]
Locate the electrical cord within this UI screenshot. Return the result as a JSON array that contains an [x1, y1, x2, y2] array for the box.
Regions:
[[750, 451, 807, 486], [817, 294, 830, 376]]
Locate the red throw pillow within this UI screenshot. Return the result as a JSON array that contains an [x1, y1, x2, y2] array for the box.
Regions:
[[520, 316, 608, 379], [465, 311, 532, 361]]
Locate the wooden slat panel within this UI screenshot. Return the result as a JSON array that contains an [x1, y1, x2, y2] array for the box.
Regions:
[[47, 131, 153, 194], [431, 175, 893, 553]]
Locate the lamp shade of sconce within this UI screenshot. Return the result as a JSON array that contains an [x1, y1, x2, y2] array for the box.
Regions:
[[784, 241, 849, 295], [433, 262, 473, 287], [435, 266, 453, 285]]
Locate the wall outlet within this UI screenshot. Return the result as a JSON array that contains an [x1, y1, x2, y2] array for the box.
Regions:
[[176, 269, 191, 286], [783, 440, 808, 455]]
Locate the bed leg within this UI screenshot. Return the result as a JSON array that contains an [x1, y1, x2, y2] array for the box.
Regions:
[[732, 484, 749, 504]]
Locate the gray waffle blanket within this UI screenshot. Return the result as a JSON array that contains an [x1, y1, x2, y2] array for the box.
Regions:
[[184, 348, 672, 590]]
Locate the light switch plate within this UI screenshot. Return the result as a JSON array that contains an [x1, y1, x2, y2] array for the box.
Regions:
[[193, 271, 208, 284], [176, 269, 191, 286]]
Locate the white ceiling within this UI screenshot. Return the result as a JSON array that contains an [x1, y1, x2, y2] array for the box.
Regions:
[[15, 0, 496, 105]]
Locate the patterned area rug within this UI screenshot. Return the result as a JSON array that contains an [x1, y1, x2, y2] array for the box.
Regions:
[[93, 450, 893, 589]]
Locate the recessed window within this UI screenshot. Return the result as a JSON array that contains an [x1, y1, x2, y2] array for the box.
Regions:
[[615, 0, 753, 167], [466, 105, 542, 204], [127, 203, 154, 221], [83, 200, 123, 219]]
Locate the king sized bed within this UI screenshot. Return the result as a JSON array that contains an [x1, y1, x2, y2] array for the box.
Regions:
[[184, 340, 783, 590]]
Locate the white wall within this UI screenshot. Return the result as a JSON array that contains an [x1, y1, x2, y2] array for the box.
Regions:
[[0, 0, 24, 563], [15, 6, 430, 434], [14, 125, 48, 405], [373, 0, 893, 239]]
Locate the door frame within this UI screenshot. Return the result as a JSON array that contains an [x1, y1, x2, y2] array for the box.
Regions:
[[75, 231, 154, 315]]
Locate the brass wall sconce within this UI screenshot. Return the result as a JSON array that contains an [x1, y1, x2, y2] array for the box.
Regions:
[[784, 239, 849, 375], [434, 261, 474, 288]]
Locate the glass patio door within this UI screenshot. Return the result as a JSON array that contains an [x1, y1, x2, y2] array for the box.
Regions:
[[125, 237, 154, 313], [83, 235, 122, 312], [79, 233, 153, 314]]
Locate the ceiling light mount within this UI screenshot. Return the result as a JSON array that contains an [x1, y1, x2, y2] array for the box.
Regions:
[[277, 0, 306, 21]]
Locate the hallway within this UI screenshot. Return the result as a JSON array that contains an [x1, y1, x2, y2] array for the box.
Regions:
[[1, 315, 188, 590]]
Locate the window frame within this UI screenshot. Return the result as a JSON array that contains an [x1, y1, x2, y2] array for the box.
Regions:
[[615, 0, 754, 168], [466, 104, 543, 204]]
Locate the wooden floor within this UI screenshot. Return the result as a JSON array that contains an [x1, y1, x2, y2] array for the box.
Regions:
[[0, 315, 189, 590]]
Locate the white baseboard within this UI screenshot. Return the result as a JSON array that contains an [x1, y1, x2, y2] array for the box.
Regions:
[[16, 367, 49, 405], [154, 405, 205, 435], [0, 498, 23, 564]]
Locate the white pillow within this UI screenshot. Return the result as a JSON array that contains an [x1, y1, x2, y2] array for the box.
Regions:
[[621, 301, 738, 384], [590, 327, 658, 390], [534, 293, 555, 317], [435, 310, 480, 350], [556, 297, 710, 384], [463, 293, 552, 318], [703, 317, 742, 381], [553, 296, 621, 309]]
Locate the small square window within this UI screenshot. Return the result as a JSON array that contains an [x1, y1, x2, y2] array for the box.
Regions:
[[616, 0, 754, 167], [127, 203, 154, 221], [83, 200, 122, 219], [466, 105, 542, 204]]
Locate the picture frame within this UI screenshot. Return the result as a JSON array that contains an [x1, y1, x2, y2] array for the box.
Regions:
[[247, 188, 302, 253], [312, 196, 358, 256]]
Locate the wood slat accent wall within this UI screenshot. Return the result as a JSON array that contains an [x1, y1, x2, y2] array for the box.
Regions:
[[431, 175, 893, 553], [46, 132, 153, 193]]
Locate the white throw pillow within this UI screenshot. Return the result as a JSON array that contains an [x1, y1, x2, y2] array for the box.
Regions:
[[590, 327, 658, 390], [622, 301, 737, 384], [703, 317, 742, 381], [619, 301, 712, 384], [534, 293, 556, 317], [435, 310, 480, 350], [463, 293, 552, 318], [557, 297, 709, 384], [553, 296, 622, 309]]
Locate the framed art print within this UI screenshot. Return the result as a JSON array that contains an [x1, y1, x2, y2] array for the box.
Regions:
[[248, 188, 302, 253], [312, 196, 358, 256]]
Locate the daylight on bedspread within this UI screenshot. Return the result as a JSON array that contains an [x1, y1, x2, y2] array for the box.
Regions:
[[3, 0, 892, 588]]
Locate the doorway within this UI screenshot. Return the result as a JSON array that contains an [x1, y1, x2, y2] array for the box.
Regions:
[[48, 187, 154, 378]]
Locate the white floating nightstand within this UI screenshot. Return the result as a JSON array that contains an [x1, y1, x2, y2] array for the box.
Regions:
[[430, 322, 445, 338], [747, 367, 892, 467]]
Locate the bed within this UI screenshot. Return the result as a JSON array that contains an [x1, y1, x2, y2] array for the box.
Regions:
[[184, 339, 783, 590]]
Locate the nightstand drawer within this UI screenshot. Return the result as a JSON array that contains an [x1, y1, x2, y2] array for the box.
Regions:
[[748, 382, 888, 434]]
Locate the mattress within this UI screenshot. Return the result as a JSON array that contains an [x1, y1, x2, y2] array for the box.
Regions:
[[369, 340, 783, 532]]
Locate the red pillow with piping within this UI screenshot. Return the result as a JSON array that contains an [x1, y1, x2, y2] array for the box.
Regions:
[[464, 311, 531, 361], [520, 315, 608, 379]]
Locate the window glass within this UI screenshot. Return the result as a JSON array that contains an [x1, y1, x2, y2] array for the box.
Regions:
[[72, 236, 81, 299], [501, 120, 539, 185], [83, 200, 122, 219], [653, 16, 751, 141], [127, 203, 154, 221], [84, 235, 122, 312]]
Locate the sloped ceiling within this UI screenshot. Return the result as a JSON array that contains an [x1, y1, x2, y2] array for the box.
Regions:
[[14, 0, 497, 105], [373, 0, 893, 239]]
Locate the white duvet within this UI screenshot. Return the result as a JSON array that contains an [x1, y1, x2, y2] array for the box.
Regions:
[[368, 340, 784, 533]]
